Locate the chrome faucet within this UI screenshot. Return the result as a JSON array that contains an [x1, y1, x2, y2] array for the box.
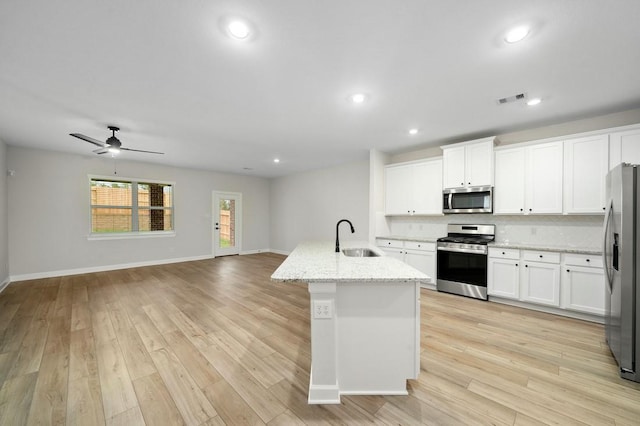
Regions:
[[335, 219, 355, 252]]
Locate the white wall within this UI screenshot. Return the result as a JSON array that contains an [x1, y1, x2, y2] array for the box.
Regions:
[[0, 140, 8, 288], [390, 107, 640, 163], [269, 160, 369, 254], [7, 147, 271, 278]]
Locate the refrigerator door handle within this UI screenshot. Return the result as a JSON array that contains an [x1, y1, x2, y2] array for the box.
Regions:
[[602, 198, 614, 290]]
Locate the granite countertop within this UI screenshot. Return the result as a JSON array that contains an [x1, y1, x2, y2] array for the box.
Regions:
[[488, 242, 602, 255], [376, 235, 439, 243], [271, 241, 430, 283], [376, 235, 601, 255]]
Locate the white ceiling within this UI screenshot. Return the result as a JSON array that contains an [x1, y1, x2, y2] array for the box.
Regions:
[[1, 1, 640, 178]]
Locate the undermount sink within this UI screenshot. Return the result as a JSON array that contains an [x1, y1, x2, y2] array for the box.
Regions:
[[342, 248, 380, 257]]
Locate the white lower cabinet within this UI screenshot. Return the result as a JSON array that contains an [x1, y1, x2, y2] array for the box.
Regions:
[[521, 251, 561, 307], [561, 254, 605, 315], [377, 239, 405, 260], [488, 248, 520, 299], [376, 239, 436, 285], [488, 247, 605, 320]]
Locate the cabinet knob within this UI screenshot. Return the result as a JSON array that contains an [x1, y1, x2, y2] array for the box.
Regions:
[[529, 208, 532, 212], [468, 182, 471, 185], [461, 182, 464, 186], [539, 255, 543, 258], [525, 265, 528, 268], [567, 269, 570, 272], [586, 259, 590, 262], [502, 251, 505, 255], [515, 263, 518, 267], [520, 208, 523, 212], [603, 207, 606, 210]]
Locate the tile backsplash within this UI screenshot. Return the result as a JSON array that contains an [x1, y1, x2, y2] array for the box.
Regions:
[[386, 214, 604, 249]]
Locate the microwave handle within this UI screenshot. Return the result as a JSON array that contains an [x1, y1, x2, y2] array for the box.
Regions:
[[448, 193, 453, 210]]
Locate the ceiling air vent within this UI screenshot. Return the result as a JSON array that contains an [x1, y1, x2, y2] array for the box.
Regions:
[[497, 93, 527, 105]]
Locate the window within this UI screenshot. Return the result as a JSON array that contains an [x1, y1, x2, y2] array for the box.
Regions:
[[90, 177, 174, 235]]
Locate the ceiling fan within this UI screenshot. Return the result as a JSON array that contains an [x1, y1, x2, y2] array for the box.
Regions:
[[70, 126, 164, 155]]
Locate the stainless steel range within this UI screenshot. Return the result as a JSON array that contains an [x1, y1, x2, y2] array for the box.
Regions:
[[436, 224, 495, 300]]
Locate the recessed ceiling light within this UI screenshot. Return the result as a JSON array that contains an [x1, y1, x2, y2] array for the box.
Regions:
[[273, 158, 280, 163], [227, 20, 251, 39], [527, 98, 541, 106], [408, 128, 419, 135], [349, 93, 369, 104], [505, 26, 529, 43]]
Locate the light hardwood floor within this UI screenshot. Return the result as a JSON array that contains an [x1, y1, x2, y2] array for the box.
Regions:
[[0, 253, 639, 425]]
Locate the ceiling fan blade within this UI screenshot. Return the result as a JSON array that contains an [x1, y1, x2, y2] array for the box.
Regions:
[[70, 133, 106, 147], [93, 147, 109, 154], [121, 147, 164, 155]]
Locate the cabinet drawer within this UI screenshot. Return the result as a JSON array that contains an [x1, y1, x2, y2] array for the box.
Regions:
[[488, 247, 519, 260], [522, 250, 560, 264], [376, 239, 403, 249], [564, 253, 603, 268], [404, 241, 435, 251]]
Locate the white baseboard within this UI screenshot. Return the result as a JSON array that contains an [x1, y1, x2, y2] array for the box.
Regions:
[[9, 254, 215, 282], [0, 277, 10, 294], [8, 249, 285, 283], [489, 296, 604, 324], [240, 249, 277, 255], [269, 249, 291, 256]]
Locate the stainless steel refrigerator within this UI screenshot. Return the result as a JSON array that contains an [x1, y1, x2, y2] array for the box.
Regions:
[[603, 163, 640, 382]]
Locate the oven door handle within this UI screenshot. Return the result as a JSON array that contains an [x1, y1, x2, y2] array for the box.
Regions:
[[437, 246, 487, 255]]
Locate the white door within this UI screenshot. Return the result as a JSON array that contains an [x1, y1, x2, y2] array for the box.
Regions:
[[465, 140, 493, 187], [563, 135, 609, 214], [526, 141, 563, 214], [213, 192, 242, 257], [442, 146, 466, 189], [384, 164, 412, 215], [494, 147, 526, 214], [520, 262, 561, 307], [488, 258, 520, 299]]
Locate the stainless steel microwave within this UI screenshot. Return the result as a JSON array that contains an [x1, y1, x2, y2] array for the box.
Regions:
[[443, 186, 493, 214]]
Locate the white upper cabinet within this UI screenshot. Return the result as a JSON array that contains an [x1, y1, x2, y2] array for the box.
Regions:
[[527, 141, 563, 214], [442, 137, 494, 189], [384, 158, 442, 215], [494, 147, 526, 214], [563, 134, 609, 214], [494, 141, 563, 215], [609, 126, 640, 170], [384, 164, 412, 215], [442, 146, 466, 189]]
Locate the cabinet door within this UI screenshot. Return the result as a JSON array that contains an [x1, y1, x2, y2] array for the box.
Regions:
[[488, 258, 520, 299], [494, 148, 526, 214], [562, 266, 605, 316], [521, 261, 560, 307], [442, 146, 466, 189], [564, 135, 608, 214], [526, 142, 563, 214], [404, 249, 436, 283], [465, 140, 493, 187], [380, 247, 405, 261], [609, 127, 640, 170], [384, 165, 412, 215], [413, 159, 443, 214]]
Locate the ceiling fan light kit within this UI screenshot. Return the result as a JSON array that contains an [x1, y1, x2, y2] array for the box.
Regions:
[[70, 126, 164, 155]]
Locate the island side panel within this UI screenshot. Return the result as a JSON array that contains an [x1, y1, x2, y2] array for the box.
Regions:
[[335, 281, 420, 395], [307, 281, 340, 404]]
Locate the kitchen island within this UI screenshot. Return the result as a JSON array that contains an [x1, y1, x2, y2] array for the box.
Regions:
[[271, 241, 429, 404]]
